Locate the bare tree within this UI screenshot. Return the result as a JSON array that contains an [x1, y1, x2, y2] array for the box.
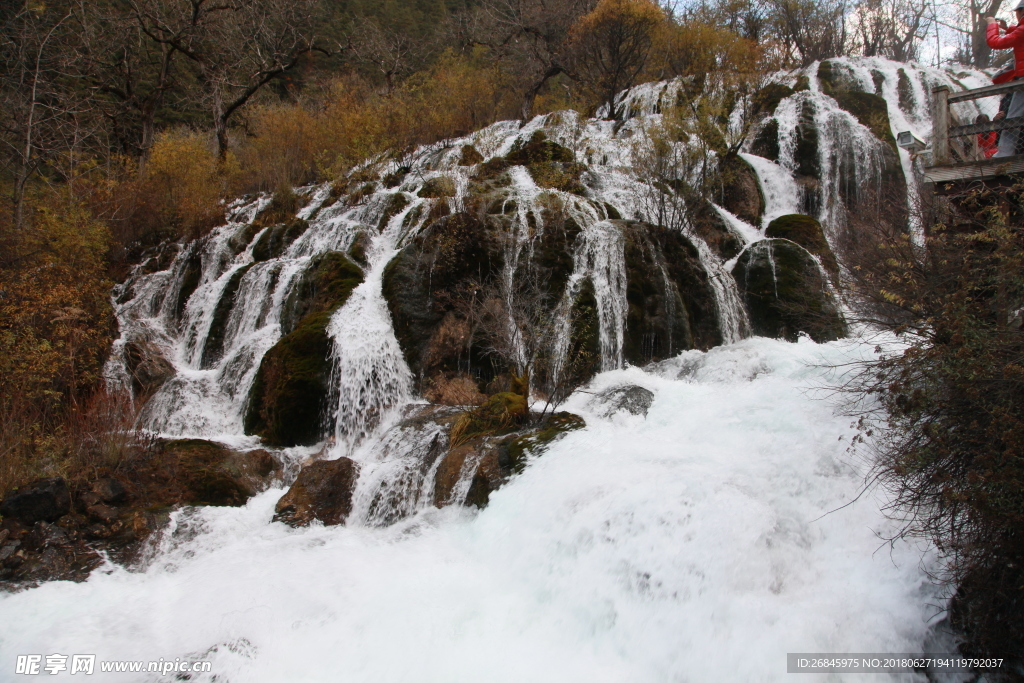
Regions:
[[129, 0, 327, 159], [764, 0, 849, 66], [456, 0, 596, 118], [850, 0, 930, 61], [0, 1, 94, 231]]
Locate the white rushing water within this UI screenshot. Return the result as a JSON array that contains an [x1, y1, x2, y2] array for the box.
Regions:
[[0, 337, 945, 682], [26, 56, 997, 680]]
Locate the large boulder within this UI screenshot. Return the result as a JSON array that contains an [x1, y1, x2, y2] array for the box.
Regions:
[[150, 439, 281, 507], [732, 238, 845, 342], [0, 478, 71, 525], [589, 385, 655, 418], [246, 253, 363, 446], [718, 153, 764, 226], [621, 220, 722, 364], [274, 458, 360, 527], [123, 338, 175, 399], [765, 214, 838, 278]]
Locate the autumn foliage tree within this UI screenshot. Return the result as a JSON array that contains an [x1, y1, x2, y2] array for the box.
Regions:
[[567, 0, 666, 118]]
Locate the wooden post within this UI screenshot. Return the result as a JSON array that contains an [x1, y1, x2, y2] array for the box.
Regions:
[[932, 85, 950, 165]]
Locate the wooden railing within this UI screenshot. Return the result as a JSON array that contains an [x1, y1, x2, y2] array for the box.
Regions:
[[925, 80, 1024, 182], [931, 80, 1024, 165]]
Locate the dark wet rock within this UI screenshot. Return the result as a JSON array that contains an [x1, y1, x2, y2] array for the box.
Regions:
[[732, 238, 845, 342], [434, 411, 586, 506], [418, 176, 457, 198], [247, 254, 363, 447], [200, 264, 254, 367], [0, 541, 18, 563], [621, 220, 722, 364], [124, 338, 175, 399], [495, 412, 586, 476], [85, 504, 120, 525], [591, 385, 655, 417], [252, 218, 310, 263], [718, 153, 764, 226], [764, 214, 837, 277], [274, 458, 360, 527], [173, 245, 203, 325], [0, 478, 71, 525], [751, 118, 780, 161], [254, 187, 301, 227], [92, 478, 127, 505]]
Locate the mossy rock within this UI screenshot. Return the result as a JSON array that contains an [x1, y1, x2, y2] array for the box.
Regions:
[[506, 131, 575, 165], [752, 83, 794, 117], [227, 223, 262, 256], [765, 214, 837, 277], [247, 254, 363, 446], [527, 161, 587, 195], [458, 145, 484, 166], [281, 251, 364, 335], [751, 118, 780, 162], [244, 312, 335, 447], [255, 187, 300, 227], [732, 238, 845, 342], [718, 153, 764, 226], [497, 412, 586, 475], [450, 392, 529, 446], [382, 212, 505, 390], [819, 60, 897, 151], [794, 75, 810, 92], [621, 221, 721, 364], [200, 264, 253, 367], [794, 99, 820, 178], [379, 192, 411, 228], [252, 218, 310, 262], [474, 156, 511, 185], [418, 176, 457, 198]]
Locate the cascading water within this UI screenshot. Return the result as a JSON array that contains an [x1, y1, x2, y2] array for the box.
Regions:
[[34, 56, 993, 679]]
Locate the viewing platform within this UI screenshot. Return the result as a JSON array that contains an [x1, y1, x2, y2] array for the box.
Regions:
[[922, 80, 1024, 183]]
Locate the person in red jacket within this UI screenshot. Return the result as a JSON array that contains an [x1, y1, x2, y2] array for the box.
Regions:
[[986, 2, 1024, 156], [977, 114, 1000, 157]]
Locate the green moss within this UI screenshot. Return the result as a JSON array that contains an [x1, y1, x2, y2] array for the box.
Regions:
[[604, 203, 621, 220], [200, 264, 253, 368], [765, 214, 837, 276], [732, 238, 845, 342], [818, 60, 897, 151], [247, 254, 363, 446], [450, 392, 529, 446], [497, 412, 586, 474], [281, 251, 363, 335], [252, 218, 310, 262], [794, 75, 810, 92], [244, 311, 335, 447], [752, 83, 794, 116], [227, 223, 262, 255]]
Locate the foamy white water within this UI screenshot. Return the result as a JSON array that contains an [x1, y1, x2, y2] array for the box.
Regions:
[[1, 338, 942, 682]]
